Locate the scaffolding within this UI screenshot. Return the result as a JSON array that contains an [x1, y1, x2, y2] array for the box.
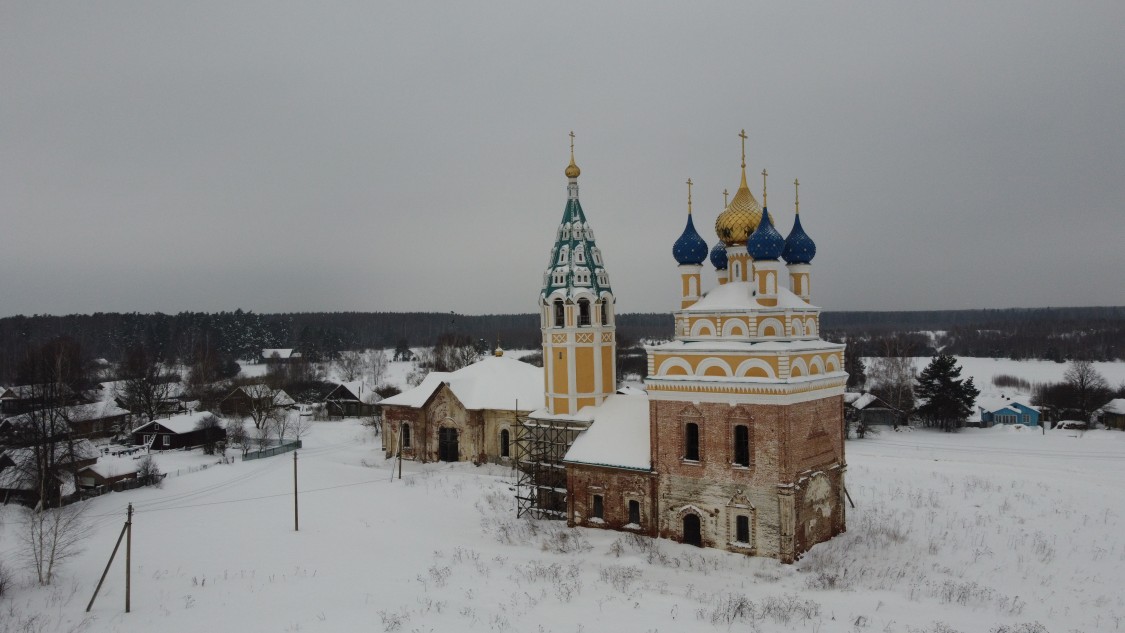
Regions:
[[514, 416, 589, 520]]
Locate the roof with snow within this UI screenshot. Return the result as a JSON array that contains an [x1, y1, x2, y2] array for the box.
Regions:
[[81, 456, 140, 479], [561, 394, 651, 471], [977, 396, 1039, 414], [133, 411, 217, 435], [230, 385, 295, 406], [262, 348, 298, 359], [379, 356, 543, 412], [1100, 398, 1125, 415], [682, 281, 816, 312]]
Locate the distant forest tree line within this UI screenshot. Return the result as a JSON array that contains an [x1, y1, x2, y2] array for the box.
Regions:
[[0, 306, 1121, 384]]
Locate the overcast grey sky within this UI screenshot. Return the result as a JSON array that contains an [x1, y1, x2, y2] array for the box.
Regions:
[[2, 2, 1122, 317]]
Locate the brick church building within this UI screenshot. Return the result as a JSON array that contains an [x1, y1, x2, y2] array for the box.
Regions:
[[524, 131, 847, 562]]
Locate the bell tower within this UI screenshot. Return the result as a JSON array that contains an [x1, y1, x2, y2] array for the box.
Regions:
[[539, 132, 616, 415]]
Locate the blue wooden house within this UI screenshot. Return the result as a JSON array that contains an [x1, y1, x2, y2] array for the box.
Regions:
[[977, 397, 1040, 427]]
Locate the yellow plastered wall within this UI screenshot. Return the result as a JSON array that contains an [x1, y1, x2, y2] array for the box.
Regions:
[[552, 348, 568, 394], [601, 349, 614, 392], [552, 397, 570, 414], [576, 347, 594, 393]]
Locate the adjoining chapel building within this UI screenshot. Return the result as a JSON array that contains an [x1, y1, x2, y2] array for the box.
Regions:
[[521, 132, 847, 562]]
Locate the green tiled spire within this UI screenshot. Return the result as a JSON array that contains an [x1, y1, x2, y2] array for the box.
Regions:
[[541, 141, 612, 302]]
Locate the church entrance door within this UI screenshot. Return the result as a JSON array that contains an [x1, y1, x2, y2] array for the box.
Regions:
[[438, 427, 459, 462], [682, 514, 702, 547]]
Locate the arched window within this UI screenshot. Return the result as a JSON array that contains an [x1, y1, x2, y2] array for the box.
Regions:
[[554, 300, 565, 327], [578, 299, 591, 326], [736, 515, 750, 543], [592, 494, 604, 519], [628, 500, 640, 525], [575, 245, 585, 264], [599, 301, 608, 326], [684, 422, 700, 461], [500, 429, 510, 458], [733, 424, 750, 467], [401, 422, 411, 449]]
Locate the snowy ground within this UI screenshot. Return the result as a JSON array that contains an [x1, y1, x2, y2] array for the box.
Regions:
[[2, 418, 1123, 633]]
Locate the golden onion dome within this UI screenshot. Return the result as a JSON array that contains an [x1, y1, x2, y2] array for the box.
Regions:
[[565, 155, 581, 179], [565, 130, 581, 178], [714, 168, 762, 245]]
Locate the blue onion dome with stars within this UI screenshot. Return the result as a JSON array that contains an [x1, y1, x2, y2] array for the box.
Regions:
[[746, 208, 785, 260], [782, 178, 815, 264], [709, 241, 728, 270], [672, 215, 708, 265], [782, 213, 816, 264]]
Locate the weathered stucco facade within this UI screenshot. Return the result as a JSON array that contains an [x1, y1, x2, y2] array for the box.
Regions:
[[380, 355, 542, 464]]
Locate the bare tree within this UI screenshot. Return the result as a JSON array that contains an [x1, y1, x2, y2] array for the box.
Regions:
[[867, 338, 917, 417], [7, 339, 91, 508], [225, 419, 252, 456], [240, 385, 292, 431], [254, 420, 273, 451], [137, 455, 163, 487], [117, 344, 179, 425], [194, 413, 225, 455], [20, 504, 86, 585], [337, 351, 364, 382], [290, 414, 315, 443], [1064, 360, 1111, 422], [370, 349, 389, 387]]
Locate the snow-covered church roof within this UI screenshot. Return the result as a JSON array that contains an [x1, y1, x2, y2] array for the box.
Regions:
[[379, 356, 544, 412], [562, 393, 651, 471]]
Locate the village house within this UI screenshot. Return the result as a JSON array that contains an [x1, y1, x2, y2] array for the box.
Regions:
[[77, 456, 140, 489], [845, 392, 905, 428], [0, 439, 100, 504], [324, 382, 380, 418], [976, 396, 1040, 427], [131, 411, 226, 450], [219, 384, 294, 417], [1099, 399, 1125, 430]]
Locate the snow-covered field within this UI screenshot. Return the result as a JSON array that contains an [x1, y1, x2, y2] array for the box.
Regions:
[[2, 418, 1124, 633]]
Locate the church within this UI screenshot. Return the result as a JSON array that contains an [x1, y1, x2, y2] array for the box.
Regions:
[[521, 131, 847, 562]]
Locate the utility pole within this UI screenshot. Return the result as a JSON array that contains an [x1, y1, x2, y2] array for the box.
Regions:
[[126, 503, 132, 613], [398, 422, 403, 480], [293, 451, 299, 531], [86, 504, 131, 613]]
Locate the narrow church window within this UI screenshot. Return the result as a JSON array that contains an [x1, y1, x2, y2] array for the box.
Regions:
[[500, 429, 510, 458], [554, 300, 565, 327], [684, 422, 700, 461], [401, 423, 411, 448], [578, 299, 591, 326], [628, 500, 640, 525], [736, 515, 750, 543], [733, 424, 750, 466], [592, 494, 604, 519]]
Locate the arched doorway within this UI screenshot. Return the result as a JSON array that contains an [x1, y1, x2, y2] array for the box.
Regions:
[[682, 513, 702, 547], [438, 427, 459, 462]]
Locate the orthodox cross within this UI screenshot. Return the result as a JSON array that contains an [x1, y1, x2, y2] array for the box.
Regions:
[[686, 178, 693, 214], [738, 129, 747, 168], [794, 178, 800, 214], [761, 168, 768, 207]]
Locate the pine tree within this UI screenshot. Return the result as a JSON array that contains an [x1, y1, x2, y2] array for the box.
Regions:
[[914, 354, 980, 432]]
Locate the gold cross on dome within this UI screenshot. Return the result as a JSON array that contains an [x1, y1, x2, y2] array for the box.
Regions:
[[761, 168, 768, 206], [738, 129, 748, 168], [723, 188, 729, 207], [794, 178, 801, 214]]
